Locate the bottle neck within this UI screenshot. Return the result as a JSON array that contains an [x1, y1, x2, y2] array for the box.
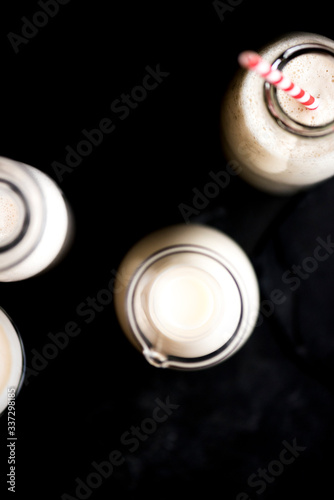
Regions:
[[265, 43, 334, 137]]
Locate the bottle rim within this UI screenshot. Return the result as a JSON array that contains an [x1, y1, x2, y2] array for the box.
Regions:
[[0, 157, 46, 273], [265, 43, 334, 137], [126, 244, 249, 370]]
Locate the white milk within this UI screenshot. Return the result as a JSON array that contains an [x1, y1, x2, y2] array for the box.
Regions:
[[221, 32, 334, 194], [114, 224, 259, 370], [0, 159, 72, 281], [150, 268, 216, 331], [0, 308, 25, 416]]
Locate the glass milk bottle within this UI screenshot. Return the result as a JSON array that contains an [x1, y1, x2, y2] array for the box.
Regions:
[[114, 224, 259, 370], [221, 32, 334, 194], [0, 156, 73, 281], [0, 307, 25, 416]]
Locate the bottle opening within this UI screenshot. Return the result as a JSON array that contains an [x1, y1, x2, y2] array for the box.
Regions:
[[0, 158, 45, 274], [0, 182, 27, 250], [127, 245, 244, 370], [265, 43, 334, 137]]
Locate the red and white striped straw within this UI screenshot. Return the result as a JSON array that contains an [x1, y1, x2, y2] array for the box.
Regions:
[[238, 50, 319, 110]]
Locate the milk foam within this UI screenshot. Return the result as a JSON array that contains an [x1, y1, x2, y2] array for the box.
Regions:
[[277, 53, 334, 126], [0, 191, 23, 245]]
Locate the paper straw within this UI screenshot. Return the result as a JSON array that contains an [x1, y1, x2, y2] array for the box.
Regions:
[[238, 50, 319, 110]]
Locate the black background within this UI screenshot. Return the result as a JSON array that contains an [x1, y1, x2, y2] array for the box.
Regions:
[[1, 1, 334, 499]]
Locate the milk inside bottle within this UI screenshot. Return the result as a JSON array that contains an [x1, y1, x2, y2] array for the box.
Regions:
[[221, 32, 334, 194]]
